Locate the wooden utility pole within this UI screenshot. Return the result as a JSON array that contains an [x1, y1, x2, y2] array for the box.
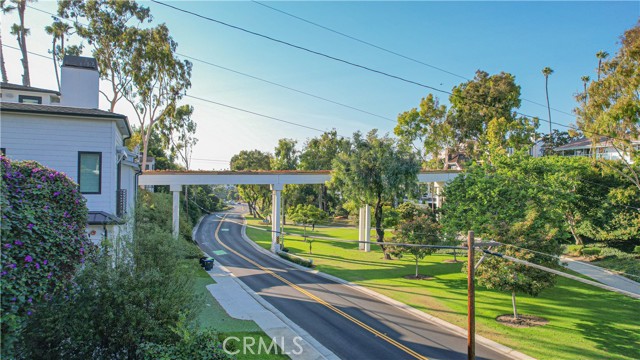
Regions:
[[467, 231, 475, 360]]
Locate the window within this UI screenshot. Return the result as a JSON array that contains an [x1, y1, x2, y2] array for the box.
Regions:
[[78, 152, 101, 194], [0, 148, 5, 156], [18, 95, 42, 104]]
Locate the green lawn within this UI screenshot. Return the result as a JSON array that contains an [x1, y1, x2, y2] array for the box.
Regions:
[[245, 217, 640, 360], [193, 267, 289, 360]]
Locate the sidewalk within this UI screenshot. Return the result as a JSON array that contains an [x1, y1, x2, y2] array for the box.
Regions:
[[206, 263, 339, 360], [562, 257, 640, 296]]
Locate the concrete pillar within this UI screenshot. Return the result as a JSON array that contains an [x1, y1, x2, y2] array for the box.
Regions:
[[170, 184, 182, 239], [434, 181, 445, 208], [358, 205, 371, 252], [271, 184, 283, 252]]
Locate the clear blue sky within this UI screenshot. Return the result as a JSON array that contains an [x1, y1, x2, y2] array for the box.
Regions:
[[2, 1, 638, 169]]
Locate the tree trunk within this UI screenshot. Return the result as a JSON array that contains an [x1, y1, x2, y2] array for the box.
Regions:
[[17, 3, 30, 86], [566, 212, 583, 245], [453, 248, 458, 262], [52, 39, 60, 91], [597, 59, 602, 81], [512, 291, 518, 319], [374, 197, 390, 260], [1, 31, 9, 83], [545, 76, 552, 138], [415, 257, 419, 277]]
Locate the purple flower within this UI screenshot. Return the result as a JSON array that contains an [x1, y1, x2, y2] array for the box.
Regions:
[[43, 259, 48, 265], [27, 311, 32, 316], [80, 258, 85, 264], [27, 223, 34, 230], [3, 244, 11, 249], [36, 184, 42, 189], [63, 211, 69, 218], [0, 271, 7, 276], [35, 263, 40, 270], [53, 191, 60, 197], [10, 297, 16, 302], [9, 263, 16, 269], [27, 297, 32, 303], [47, 272, 53, 279], [14, 240, 23, 246], [43, 205, 49, 210], [24, 255, 33, 263], [79, 248, 85, 255]]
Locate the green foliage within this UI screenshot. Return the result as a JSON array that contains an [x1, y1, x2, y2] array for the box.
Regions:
[[138, 318, 233, 360], [564, 244, 584, 256], [287, 204, 327, 229], [231, 150, 272, 218], [391, 209, 442, 277], [276, 251, 313, 268], [20, 192, 203, 359], [634, 245, 640, 254], [0, 156, 90, 356], [331, 130, 420, 257], [581, 247, 601, 256], [137, 191, 193, 242], [271, 138, 298, 170]]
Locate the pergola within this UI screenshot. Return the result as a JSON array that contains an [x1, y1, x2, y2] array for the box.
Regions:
[[138, 170, 461, 252]]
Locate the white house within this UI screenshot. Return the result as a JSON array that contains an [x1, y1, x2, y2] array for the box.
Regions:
[[0, 55, 139, 242], [554, 137, 639, 162]]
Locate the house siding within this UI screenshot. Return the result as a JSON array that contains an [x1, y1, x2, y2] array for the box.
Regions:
[[0, 113, 117, 214]]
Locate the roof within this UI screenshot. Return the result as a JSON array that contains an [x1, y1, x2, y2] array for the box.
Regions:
[[88, 211, 123, 225], [62, 55, 98, 70], [1, 82, 61, 96], [554, 137, 608, 151], [0, 102, 131, 138]]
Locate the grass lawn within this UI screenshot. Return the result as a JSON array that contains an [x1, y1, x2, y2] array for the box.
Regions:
[[245, 216, 640, 360], [193, 267, 289, 360]]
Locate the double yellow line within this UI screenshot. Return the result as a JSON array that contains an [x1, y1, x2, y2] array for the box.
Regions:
[[213, 214, 428, 360]]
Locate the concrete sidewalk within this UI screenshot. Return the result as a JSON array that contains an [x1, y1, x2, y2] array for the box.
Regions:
[[205, 263, 339, 360], [562, 257, 640, 296]]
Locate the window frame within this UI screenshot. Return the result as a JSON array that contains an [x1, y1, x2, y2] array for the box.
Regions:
[[18, 95, 43, 104], [0, 148, 5, 156], [78, 151, 102, 194]]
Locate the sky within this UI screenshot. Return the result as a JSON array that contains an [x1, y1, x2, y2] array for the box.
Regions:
[[2, 1, 638, 170]]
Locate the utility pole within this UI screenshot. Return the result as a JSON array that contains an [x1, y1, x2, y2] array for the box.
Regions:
[[467, 231, 475, 360]]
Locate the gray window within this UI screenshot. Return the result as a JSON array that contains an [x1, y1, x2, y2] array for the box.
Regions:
[[18, 95, 42, 104], [78, 152, 101, 194]]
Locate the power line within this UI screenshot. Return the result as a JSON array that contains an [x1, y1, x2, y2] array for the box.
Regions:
[[152, 1, 628, 143], [251, 0, 576, 118]]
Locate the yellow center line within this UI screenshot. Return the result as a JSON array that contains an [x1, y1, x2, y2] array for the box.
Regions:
[[213, 214, 428, 360]]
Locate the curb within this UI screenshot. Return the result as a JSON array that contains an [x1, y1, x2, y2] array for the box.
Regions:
[[195, 214, 339, 360], [238, 216, 536, 360]]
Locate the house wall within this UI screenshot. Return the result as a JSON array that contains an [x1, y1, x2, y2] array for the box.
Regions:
[[0, 113, 118, 214], [0, 89, 60, 105]]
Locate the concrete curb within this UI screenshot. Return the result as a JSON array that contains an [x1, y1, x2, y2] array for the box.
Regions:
[[238, 216, 536, 360], [195, 215, 339, 360]]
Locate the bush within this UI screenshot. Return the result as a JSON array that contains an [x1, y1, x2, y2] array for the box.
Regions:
[[20, 193, 203, 359], [564, 244, 584, 256], [581, 247, 602, 256], [0, 157, 90, 356], [277, 251, 313, 267], [634, 246, 640, 255]]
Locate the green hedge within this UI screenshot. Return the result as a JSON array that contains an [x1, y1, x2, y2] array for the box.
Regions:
[[581, 247, 602, 256], [0, 156, 90, 355], [277, 251, 313, 268]]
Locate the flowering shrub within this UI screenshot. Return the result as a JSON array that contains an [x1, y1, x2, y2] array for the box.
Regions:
[[0, 156, 90, 353]]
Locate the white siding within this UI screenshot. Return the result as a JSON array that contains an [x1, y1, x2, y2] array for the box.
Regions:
[[0, 113, 117, 214]]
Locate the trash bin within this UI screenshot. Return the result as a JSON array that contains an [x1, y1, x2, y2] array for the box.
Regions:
[[203, 257, 214, 271], [199, 256, 209, 267]]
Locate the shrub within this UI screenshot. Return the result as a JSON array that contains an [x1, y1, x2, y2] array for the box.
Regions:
[[634, 246, 640, 255], [277, 251, 313, 267], [581, 247, 602, 256], [564, 244, 584, 256], [20, 194, 202, 359], [0, 157, 90, 356]]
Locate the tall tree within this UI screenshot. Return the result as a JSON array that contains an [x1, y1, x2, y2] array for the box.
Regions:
[[542, 67, 554, 137], [44, 20, 73, 91], [0, 0, 15, 83], [271, 138, 298, 171], [126, 24, 192, 171], [58, 0, 152, 111], [576, 23, 640, 190], [331, 130, 420, 259], [10, 0, 32, 86], [580, 75, 590, 103], [595, 50, 609, 81], [230, 150, 272, 218]]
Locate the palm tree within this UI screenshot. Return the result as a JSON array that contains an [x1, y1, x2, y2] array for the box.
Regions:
[[45, 20, 72, 91], [0, 0, 16, 83], [10, 0, 33, 86], [596, 51, 609, 81], [542, 67, 554, 138], [580, 75, 590, 104]]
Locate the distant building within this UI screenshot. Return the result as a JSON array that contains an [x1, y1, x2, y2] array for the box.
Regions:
[[0, 55, 139, 243], [554, 137, 639, 162]]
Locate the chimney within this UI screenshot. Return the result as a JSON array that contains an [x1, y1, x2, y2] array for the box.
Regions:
[[60, 55, 99, 109]]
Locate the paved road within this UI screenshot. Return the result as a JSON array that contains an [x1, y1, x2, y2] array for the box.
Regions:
[[196, 208, 513, 360], [562, 257, 640, 296]]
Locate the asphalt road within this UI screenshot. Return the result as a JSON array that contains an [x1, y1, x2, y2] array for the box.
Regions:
[[195, 207, 513, 360]]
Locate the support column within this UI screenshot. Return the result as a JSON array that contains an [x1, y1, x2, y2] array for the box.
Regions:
[[358, 205, 371, 252], [271, 184, 283, 252], [170, 184, 182, 239], [434, 181, 445, 208]]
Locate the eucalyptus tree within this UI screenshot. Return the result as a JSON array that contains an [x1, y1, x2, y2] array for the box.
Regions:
[[331, 130, 420, 259], [10, 0, 33, 86], [542, 67, 554, 137], [0, 0, 15, 83]]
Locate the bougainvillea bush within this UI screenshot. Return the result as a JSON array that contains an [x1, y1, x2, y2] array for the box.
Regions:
[[0, 156, 90, 355]]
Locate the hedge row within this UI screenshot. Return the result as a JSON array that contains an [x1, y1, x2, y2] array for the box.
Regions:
[[276, 250, 314, 268]]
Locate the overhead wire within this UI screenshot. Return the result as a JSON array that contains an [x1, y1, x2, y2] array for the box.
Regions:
[[251, 0, 576, 117]]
